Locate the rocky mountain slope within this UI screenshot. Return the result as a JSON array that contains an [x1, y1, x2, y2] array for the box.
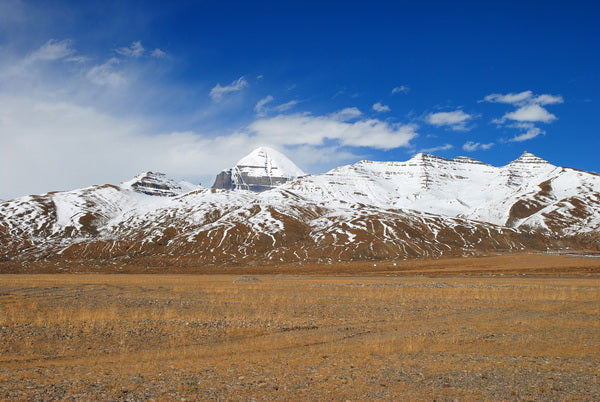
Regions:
[[0, 149, 598, 271]]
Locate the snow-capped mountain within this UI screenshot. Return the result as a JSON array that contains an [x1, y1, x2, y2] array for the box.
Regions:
[[0, 149, 597, 271], [284, 151, 600, 235], [121, 171, 201, 197], [212, 146, 305, 192]]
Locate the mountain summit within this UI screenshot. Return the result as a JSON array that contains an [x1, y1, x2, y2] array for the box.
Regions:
[[212, 146, 305, 192], [121, 171, 200, 196], [508, 151, 551, 165]]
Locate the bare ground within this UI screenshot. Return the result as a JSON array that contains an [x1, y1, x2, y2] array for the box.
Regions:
[[0, 254, 599, 400]]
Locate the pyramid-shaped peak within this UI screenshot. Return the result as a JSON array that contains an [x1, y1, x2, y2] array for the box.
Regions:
[[237, 146, 305, 178], [212, 146, 305, 192], [510, 151, 551, 165]]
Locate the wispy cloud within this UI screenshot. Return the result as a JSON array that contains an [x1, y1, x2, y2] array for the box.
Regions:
[[483, 90, 563, 106], [391, 85, 409, 94], [426, 110, 473, 131], [254, 95, 274, 114], [483, 91, 533, 105], [249, 108, 417, 150], [502, 104, 556, 123], [507, 123, 544, 142], [462, 141, 494, 151], [151, 48, 167, 58], [2, 39, 82, 79], [209, 76, 248, 101], [0, 38, 420, 198], [273, 99, 298, 112], [0, 39, 269, 198], [115, 41, 145, 58], [484, 90, 562, 141], [25, 39, 75, 63], [0, 95, 418, 199], [372, 102, 390, 112], [86, 57, 126, 87], [329, 107, 362, 121], [419, 144, 453, 153], [254, 96, 298, 115]]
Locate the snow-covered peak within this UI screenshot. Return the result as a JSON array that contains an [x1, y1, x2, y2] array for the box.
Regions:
[[212, 147, 305, 192], [509, 151, 551, 165], [121, 171, 196, 197], [502, 151, 556, 186], [236, 146, 305, 179]]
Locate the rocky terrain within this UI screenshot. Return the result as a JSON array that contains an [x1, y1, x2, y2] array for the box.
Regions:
[[0, 148, 598, 272]]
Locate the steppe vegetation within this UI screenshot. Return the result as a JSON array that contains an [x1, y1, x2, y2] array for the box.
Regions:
[[1, 255, 599, 400]]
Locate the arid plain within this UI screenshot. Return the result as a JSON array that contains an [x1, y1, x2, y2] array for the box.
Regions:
[[1, 254, 599, 400]]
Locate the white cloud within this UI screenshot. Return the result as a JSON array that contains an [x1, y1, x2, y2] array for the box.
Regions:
[[483, 90, 533, 105], [0, 40, 418, 199], [248, 109, 417, 150], [462, 141, 494, 151], [532, 94, 564, 105], [254, 95, 274, 114], [86, 57, 126, 87], [507, 123, 544, 142], [255, 96, 298, 115], [273, 100, 299, 112], [426, 110, 473, 131], [0, 40, 258, 198], [484, 90, 562, 141], [483, 90, 564, 106], [392, 85, 409, 94], [151, 48, 167, 58], [419, 144, 453, 153], [209, 76, 248, 101], [2, 39, 79, 78], [502, 104, 556, 123], [485, 90, 562, 123], [65, 55, 89, 63], [0, 96, 412, 198], [372, 102, 390, 112], [25, 39, 75, 63], [115, 41, 144, 58], [329, 107, 362, 121]]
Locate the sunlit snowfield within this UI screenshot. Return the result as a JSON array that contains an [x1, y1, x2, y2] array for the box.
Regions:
[[1, 255, 599, 400]]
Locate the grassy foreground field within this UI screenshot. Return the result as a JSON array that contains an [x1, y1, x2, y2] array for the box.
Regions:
[[1, 255, 599, 400]]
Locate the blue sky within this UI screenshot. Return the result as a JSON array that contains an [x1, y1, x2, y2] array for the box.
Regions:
[[0, 0, 598, 198]]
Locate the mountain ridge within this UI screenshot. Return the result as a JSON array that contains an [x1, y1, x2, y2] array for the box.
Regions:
[[1, 149, 598, 271]]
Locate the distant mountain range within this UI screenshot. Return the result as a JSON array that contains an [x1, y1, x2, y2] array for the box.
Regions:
[[1, 147, 598, 271]]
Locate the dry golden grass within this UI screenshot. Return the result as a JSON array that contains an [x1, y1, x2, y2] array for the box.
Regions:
[[0, 255, 599, 400]]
